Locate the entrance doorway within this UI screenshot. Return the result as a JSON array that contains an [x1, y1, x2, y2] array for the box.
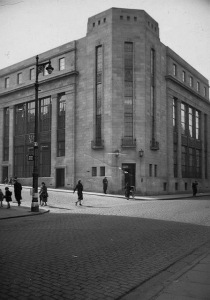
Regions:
[[56, 168, 65, 188], [2, 166, 8, 184], [122, 163, 136, 187]]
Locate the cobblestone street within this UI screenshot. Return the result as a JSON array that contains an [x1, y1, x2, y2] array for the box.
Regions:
[[0, 187, 210, 299]]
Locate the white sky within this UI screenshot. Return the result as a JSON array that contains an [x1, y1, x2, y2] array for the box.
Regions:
[[0, 0, 210, 83]]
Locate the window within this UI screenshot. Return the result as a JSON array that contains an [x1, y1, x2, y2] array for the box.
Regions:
[[40, 97, 51, 132], [27, 101, 35, 134], [30, 68, 35, 81], [182, 71, 186, 82], [134, 17, 137, 21], [197, 81, 200, 92], [5, 77, 9, 88], [154, 165, 157, 177], [123, 42, 134, 144], [98, 20, 100, 25], [95, 45, 103, 146], [204, 87, 207, 97], [40, 143, 51, 177], [100, 166, 105, 176], [3, 108, 9, 161], [59, 58, 65, 71], [127, 16, 130, 21], [195, 110, 200, 140], [189, 76, 193, 87], [188, 107, 193, 138], [173, 98, 177, 132], [92, 167, 97, 176], [57, 93, 66, 157], [181, 103, 186, 135], [149, 164, 152, 176], [163, 182, 167, 191], [173, 64, 177, 76], [17, 73, 22, 84]]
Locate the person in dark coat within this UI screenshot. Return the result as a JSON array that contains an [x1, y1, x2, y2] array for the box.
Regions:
[[73, 180, 83, 206], [192, 181, 198, 196], [39, 182, 48, 206], [103, 177, 108, 194], [14, 178, 22, 206], [4, 187, 12, 209], [124, 182, 131, 200]]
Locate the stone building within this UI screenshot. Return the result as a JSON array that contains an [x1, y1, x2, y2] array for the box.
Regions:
[[0, 8, 209, 195]]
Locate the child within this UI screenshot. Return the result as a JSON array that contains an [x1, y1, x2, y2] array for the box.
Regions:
[[4, 187, 12, 209], [0, 189, 4, 207]]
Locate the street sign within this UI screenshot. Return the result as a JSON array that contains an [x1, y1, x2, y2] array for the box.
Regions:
[[28, 155, 34, 161]]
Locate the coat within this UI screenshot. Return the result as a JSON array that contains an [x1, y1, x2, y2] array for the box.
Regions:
[[74, 182, 83, 200], [4, 190, 12, 202], [14, 181, 22, 200]]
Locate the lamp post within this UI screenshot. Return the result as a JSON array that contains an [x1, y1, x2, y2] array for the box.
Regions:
[[31, 55, 54, 212]]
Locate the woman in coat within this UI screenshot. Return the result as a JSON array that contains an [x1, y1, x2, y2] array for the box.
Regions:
[[4, 187, 12, 209], [73, 180, 83, 206], [39, 182, 48, 206]]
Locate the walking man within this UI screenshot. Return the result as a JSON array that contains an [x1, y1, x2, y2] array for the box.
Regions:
[[14, 177, 22, 206], [74, 180, 83, 206], [192, 181, 198, 196]]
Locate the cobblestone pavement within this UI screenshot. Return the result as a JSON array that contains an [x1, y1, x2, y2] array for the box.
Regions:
[[0, 187, 210, 299]]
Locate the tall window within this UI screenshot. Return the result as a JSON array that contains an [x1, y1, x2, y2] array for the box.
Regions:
[[40, 97, 51, 132], [59, 58, 65, 70], [3, 108, 9, 161], [173, 98, 177, 132], [181, 103, 186, 135], [57, 93, 66, 157], [14, 99, 52, 178], [204, 114, 208, 178], [95, 45, 103, 146], [188, 107, 193, 138], [181, 102, 202, 178], [124, 42, 134, 144], [173, 98, 178, 178], [195, 110, 200, 140], [27, 101, 35, 134]]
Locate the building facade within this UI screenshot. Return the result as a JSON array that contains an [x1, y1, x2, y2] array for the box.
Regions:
[[0, 8, 209, 195]]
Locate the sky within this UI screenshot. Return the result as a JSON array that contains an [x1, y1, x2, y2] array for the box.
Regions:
[[0, 0, 210, 82]]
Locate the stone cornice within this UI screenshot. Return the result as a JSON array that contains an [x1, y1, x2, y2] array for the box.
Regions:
[[165, 75, 210, 105], [0, 70, 79, 97]]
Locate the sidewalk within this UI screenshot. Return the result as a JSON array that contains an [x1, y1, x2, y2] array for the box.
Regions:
[[0, 203, 49, 220], [122, 242, 210, 300]]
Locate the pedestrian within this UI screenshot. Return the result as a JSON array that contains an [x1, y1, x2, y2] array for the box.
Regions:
[[0, 189, 4, 207], [103, 177, 108, 194], [73, 180, 83, 206], [39, 182, 48, 206], [13, 177, 22, 206], [9, 177, 13, 186], [4, 177, 8, 185], [124, 182, 131, 200], [192, 181, 198, 196], [4, 187, 12, 209]]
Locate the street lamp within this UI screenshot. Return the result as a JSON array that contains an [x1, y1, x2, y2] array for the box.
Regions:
[[31, 55, 54, 212]]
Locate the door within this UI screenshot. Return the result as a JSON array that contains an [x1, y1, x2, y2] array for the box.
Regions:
[[56, 168, 65, 188], [122, 163, 136, 187]]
